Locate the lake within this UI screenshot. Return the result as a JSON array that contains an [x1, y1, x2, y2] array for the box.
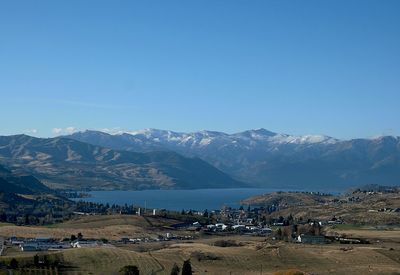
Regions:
[[73, 188, 283, 211]]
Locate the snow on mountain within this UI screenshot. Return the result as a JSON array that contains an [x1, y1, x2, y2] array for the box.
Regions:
[[102, 128, 339, 147], [268, 134, 339, 145], [65, 129, 400, 189], [66, 128, 341, 160]]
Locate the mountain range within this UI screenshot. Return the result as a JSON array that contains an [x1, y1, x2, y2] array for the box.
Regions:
[[0, 135, 243, 190], [66, 128, 400, 190], [0, 128, 399, 191]]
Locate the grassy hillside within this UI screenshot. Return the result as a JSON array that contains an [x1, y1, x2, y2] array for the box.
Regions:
[[243, 190, 400, 225], [241, 191, 333, 207], [0, 215, 179, 240], [2, 237, 400, 274], [0, 213, 399, 274]]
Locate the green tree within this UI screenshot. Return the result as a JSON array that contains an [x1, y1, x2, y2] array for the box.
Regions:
[[119, 265, 140, 275], [0, 212, 7, 222], [24, 214, 30, 225], [10, 258, 18, 269], [181, 259, 192, 275], [170, 263, 180, 275], [43, 255, 49, 266], [34, 254, 39, 266]]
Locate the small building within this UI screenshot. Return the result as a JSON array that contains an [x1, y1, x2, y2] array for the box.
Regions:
[[206, 224, 216, 231], [215, 223, 228, 231], [260, 227, 273, 234], [35, 237, 52, 243], [21, 243, 40, 252], [120, 237, 130, 244], [245, 225, 259, 231], [297, 234, 327, 244], [192, 222, 202, 228], [11, 240, 24, 246], [20, 241, 68, 252], [72, 241, 99, 248], [232, 224, 246, 230]]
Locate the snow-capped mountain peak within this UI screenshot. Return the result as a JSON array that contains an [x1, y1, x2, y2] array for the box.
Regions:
[[64, 128, 400, 189], [70, 128, 339, 148]]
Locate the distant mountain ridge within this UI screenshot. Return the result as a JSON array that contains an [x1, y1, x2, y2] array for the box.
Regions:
[[66, 129, 400, 190], [0, 135, 243, 190]]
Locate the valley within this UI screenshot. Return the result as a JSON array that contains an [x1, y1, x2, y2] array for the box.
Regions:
[[0, 183, 399, 274]]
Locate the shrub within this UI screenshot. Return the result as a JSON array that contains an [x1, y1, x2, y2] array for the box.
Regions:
[[119, 265, 140, 275], [190, 251, 220, 261], [213, 239, 242, 247]]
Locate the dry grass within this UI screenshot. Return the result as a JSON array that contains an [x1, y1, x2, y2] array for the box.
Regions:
[[2, 238, 400, 274], [1, 215, 400, 274], [328, 227, 400, 242], [0, 215, 178, 240], [245, 191, 400, 225]]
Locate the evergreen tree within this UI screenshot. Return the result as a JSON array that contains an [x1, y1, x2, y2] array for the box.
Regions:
[[181, 259, 192, 275], [119, 265, 140, 275], [170, 263, 180, 275], [33, 254, 39, 266], [10, 258, 18, 269]]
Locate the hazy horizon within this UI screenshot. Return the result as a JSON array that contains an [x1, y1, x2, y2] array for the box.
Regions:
[[2, 126, 400, 141], [1, 1, 400, 139]]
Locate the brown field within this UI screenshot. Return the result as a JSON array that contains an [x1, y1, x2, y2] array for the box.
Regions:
[[245, 191, 400, 225], [0, 215, 399, 274], [0, 215, 179, 240], [2, 239, 400, 275]]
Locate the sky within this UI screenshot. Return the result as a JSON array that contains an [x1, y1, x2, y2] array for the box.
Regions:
[[1, 1, 400, 139]]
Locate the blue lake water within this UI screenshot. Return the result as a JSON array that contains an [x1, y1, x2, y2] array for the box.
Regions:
[[74, 188, 284, 211]]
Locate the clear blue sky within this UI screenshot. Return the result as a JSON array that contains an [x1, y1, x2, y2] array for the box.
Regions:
[[1, 1, 399, 139]]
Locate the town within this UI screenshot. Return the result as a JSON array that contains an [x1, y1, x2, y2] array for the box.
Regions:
[[1, 200, 371, 255]]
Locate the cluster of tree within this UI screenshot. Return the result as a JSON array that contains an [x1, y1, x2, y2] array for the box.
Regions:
[[0, 193, 212, 227], [171, 260, 192, 275], [276, 191, 332, 196], [75, 201, 209, 224], [75, 201, 137, 214], [275, 222, 322, 241], [3, 254, 61, 270], [351, 184, 400, 194], [266, 215, 295, 226], [61, 191, 91, 198], [214, 239, 242, 247], [119, 259, 193, 275], [32, 254, 60, 268], [0, 194, 75, 225]]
